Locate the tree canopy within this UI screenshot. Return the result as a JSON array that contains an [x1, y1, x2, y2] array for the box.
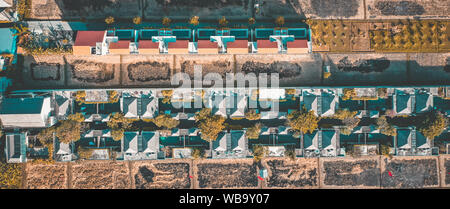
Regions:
[[245, 109, 261, 121], [376, 116, 397, 136], [287, 109, 319, 135], [246, 123, 262, 139], [55, 119, 82, 144], [252, 145, 268, 162], [419, 111, 447, 139], [198, 115, 226, 142], [152, 114, 180, 130]]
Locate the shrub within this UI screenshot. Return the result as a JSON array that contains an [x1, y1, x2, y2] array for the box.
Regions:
[[219, 16, 228, 27], [162, 17, 171, 27], [275, 16, 285, 26], [105, 16, 115, 25], [189, 16, 200, 27], [133, 16, 142, 25]]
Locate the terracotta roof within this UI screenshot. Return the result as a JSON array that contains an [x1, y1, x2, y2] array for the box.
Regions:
[[74, 31, 105, 46], [227, 40, 248, 48], [139, 40, 159, 49], [287, 40, 308, 48], [109, 40, 130, 49], [197, 40, 218, 48], [257, 40, 277, 48], [168, 40, 189, 48]]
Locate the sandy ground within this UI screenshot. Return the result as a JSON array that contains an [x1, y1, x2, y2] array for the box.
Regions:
[[143, 0, 252, 19], [380, 156, 440, 188], [30, 0, 141, 20], [261, 157, 319, 189], [25, 163, 68, 189], [121, 55, 174, 87], [324, 53, 408, 86], [439, 155, 450, 188], [235, 54, 322, 87], [320, 156, 381, 189], [193, 158, 259, 189], [71, 161, 131, 189], [408, 53, 450, 85], [21, 55, 66, 88], [131, 159, 192, 189], [366, 0, 450, 19]]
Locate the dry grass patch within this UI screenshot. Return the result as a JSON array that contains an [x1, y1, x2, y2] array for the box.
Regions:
[[132, 160, 191, 189], [262, 157, 319, 188], [71, 161, 130, 189], [26, 163, 67, 189]]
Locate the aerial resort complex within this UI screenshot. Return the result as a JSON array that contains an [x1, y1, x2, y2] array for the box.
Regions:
[[0, 0, 449, 191]]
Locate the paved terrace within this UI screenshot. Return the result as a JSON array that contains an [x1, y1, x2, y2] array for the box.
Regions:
[[12, 52, 450, 91]]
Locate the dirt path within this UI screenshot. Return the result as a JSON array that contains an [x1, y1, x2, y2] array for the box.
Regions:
[[67, 162, 72, 189], [21, 163, 27, 189]]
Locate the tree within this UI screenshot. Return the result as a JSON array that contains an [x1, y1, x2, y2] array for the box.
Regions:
[[161, 90, 173, 104], [419, 111, 447, 139], [195, 108, 212, 122], [245, 109, 261, 120], [67, 113, 85, 123], [285, 149, 296, 161], [11, 24, 30, 46], [333, 109, 360, 135], [198, 115, 226, 142], [275, 16, 285, 26], [192, 148, 205, 160], [248, 17, 255, 26], [111, 129, 125, 141], [252, 145, 267, 162], [246, 123, 262, 139], [77, 146, 93, 160], [55, 120, 82, 144], [380, 144, 392, 159], [218, 16, 228, 27], [0, 163, 22, 189], [152, 114, 180, 129], [162, 17, 171, 27], [105, 16, 115, 25], [107, 112, 131, 130], [189, 16, 200, 27], [287, 109, 319, 135], [133, 16, 142, 25], [376, 116, 397, 136]]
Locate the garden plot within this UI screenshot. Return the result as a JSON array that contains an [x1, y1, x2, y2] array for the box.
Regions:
[[440, 155, 450, 188], [144, 0, 252, 19], [320, 157, 381, 189], [366, 0, 450, 19], [235, 54, 322, 87], [21, 55, 66, 88], [262, 158, 319, 189], [380, 156, 440, 188], [30, 0, 141, 20], [121, 55, 174, 87], [351, 22, 371, 52], [324, 53, 408, 86], [132, 160, 192, 189], [408, 53, 450, 85], [194, 159, 258, 189], [175, 54, 234, 85], [71, 161, 131, 189], [309, 20, 352, 52], [26, 163, 68, 189], [65, 55, 121, 88], [257, 0, 365, 19]]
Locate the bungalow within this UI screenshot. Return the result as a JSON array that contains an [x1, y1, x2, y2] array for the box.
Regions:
[[0, 97, 52, 128], [256, 40, 278, 54], [286, 39, 308, 54], [197, 40, 218, 54], [109, 40, 131, 54], [120, 95, 158, 119], [393, 88, 414, 115], [303, 129, 340, 157], [4, 132, 27, 163], [301, 89, 338, 117], [121, 131, 160, 160], [73, 31, 106, 55], [55, 138, 74, 162], [415, 90, 433, 113], [55, 92, 71, 118], [226, 40, 248, 54], [0, 0, 13, 23], [396, 127, 433, 156], [168, 40, 189, 54], [138, 40, 159, 54], [212, 131, 248, 158]]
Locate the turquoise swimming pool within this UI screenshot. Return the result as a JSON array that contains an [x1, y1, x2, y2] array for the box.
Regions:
[[0, 28, 17, 55]]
